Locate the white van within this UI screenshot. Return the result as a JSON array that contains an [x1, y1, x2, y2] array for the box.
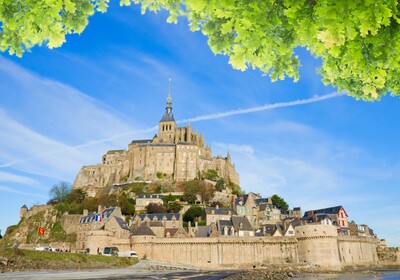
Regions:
[[117, 251, 138, 258]]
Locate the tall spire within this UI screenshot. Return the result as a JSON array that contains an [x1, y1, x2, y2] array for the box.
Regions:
[[166, 78, 172, 113], [160, 78, 175, 122]]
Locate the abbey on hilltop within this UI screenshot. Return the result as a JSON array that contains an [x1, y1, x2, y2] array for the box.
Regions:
[[73, 89, 240, 196]]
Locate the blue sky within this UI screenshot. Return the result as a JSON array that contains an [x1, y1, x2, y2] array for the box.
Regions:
[[1, 2, 400, 246]]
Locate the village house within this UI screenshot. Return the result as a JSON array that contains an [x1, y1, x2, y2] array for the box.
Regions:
[[203, 206, 236, 225], [218, 216, 254, 237], [348, 220, 376, 238], [130, 213, 183, 229], [76, 206, 126, 251], [257, 203, 281, 226], [135, 194, 164, 212], [235, 192, 260, 227], [303, 205, 349, 235]]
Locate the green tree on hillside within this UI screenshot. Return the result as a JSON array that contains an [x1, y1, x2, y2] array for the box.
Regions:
[[146, 203, 167, 214], [271, 194, 289, 213], [49, 181, 72, 204], [66, 188, 87, 204], [2, 1, 400, 100], [183, 205, 203, 223]]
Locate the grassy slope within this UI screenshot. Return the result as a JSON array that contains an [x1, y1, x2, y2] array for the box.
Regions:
[[0, 248, 138, 272]]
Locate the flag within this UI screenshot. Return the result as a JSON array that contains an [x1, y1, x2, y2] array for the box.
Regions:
[[38, 227, 45, 235], [95, 214, 102, 222]]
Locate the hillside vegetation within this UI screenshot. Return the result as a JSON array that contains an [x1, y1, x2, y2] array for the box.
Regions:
[[0, 248, 137, 273]]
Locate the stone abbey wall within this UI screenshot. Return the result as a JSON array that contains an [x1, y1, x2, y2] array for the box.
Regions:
[[130, 225, 380, 271]]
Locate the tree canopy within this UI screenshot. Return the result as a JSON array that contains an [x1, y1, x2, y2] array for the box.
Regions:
[[1, 0, 400, 100], [271, 194, 289, 212], [49, 181, 72, 204]]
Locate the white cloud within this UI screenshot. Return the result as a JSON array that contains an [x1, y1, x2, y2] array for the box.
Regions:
[[0, 171, 42, 188], [0, 185, 47, 198], [0, 57, 149, 180]]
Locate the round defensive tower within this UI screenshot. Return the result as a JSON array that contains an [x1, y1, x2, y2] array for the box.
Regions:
[[296, 224, 341, 271]]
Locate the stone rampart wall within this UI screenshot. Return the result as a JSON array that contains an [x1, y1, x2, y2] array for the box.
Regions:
[[61, 214, 82, 235], [296, 225, 341, 271], [338, 236, 379, 268], [131, 236, 298, 269], [378, 247, 400, 267], [86, 230, 130, 255], [23, 205, 52, 219], [129, 225, 380, 271]]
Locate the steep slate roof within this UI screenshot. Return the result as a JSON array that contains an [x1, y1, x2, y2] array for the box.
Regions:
[[259, 203, 274, 211], [160, 110, 175, 122], [231, 216, 253, 231], [102, 207, 117, 219], [131, 224, 156, 236], [136, 194, 164, 199], [80, 207, 118, 224], [134, 213, 181, 221], [204, 207, 236, 215], [315, 213, 337, 224], [131, 139, 153, 144], [304, 206, 347, 217], [165, 227, 188, 237], [113, 216, 130, 230], [195, 226, 211, 237], [255, 198, 269, 205], [80, 212, 97, 224], [293, 207, 301, 211], [149, 221, 164, 227], [217, 220, 234, 235]]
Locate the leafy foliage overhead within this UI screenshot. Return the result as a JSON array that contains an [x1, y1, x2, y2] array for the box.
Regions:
[[2, 0, 400, 100]]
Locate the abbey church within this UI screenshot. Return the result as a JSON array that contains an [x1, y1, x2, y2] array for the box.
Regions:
[[73, 90, 240, 196]]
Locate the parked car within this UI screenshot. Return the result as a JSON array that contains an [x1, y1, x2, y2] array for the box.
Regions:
[[103, 247, 119, 256], [34, 247, 49, 251]]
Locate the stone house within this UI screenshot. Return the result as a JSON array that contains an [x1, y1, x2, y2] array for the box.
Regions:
[[218, 216, 254, 237], [235, 192, 261, 227], [303, 205, 349, 235], [257, 203, 281, 226], [256, 224, 283, 237], [131, 213, 182, 230], [288, 207, 302, 218], [131, 224, 156, 237], [165, 227, 189, 238], [76, 206, 123, 250], [79, 214, 131, 255], [135, 194, 164, 212], [203, 206, 236, 225], [348, 221, 376, 238]]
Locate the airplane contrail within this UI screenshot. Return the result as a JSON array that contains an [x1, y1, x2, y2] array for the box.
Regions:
[[178, 92, 341, 123], [0, 92, 342, 169]]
